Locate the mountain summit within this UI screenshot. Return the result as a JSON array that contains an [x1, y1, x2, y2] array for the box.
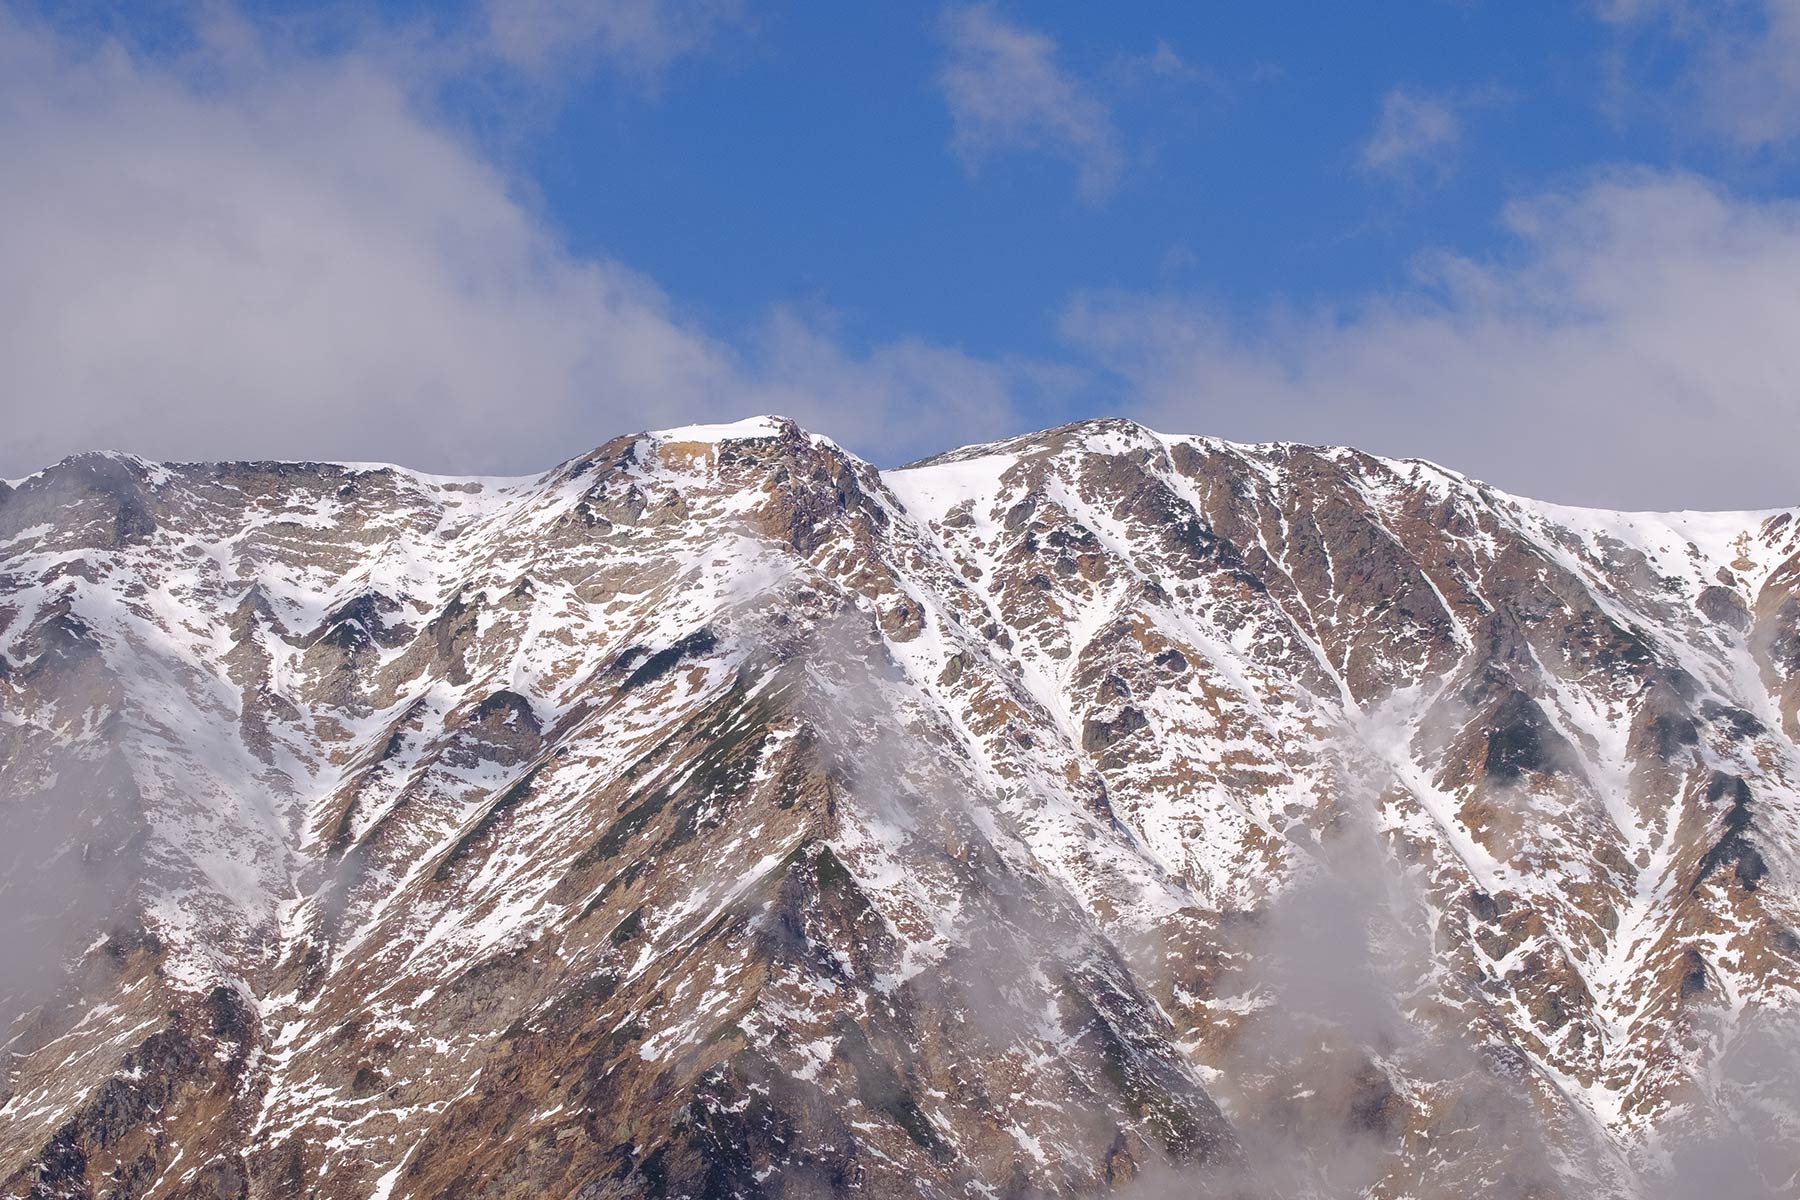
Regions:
[[2, 417, 1797, 1198]]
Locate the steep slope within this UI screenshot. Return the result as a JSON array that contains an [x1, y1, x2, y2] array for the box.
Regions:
[[0, 417, 1795, 1199]]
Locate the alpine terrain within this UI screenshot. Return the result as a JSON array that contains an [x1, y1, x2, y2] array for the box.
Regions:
[[1, 416, 1796, 1199]]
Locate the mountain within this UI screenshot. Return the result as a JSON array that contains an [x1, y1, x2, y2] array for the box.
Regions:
[[1, 416, 1796, 1200]]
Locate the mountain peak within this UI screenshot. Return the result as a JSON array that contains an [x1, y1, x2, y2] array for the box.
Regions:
[[644, 414, 801, 444]]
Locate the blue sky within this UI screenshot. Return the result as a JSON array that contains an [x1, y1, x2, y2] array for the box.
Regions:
[[4, 1, 1800, 506], [471, 0, 1800, 361], [515, 3, 1657, 347]]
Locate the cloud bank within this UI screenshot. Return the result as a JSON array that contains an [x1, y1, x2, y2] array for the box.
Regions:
[[1070, 172, 1800, 509]]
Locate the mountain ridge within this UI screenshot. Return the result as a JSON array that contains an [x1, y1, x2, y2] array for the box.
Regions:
[[2, 414, 1797, 1199], [20, 415, 1794, 522]]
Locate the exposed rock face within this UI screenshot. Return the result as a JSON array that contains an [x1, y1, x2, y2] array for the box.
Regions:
[[1, 417, 1796, 1198]]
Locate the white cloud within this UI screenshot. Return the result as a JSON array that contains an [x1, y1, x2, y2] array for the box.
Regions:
[[482, 0, 740, 81], [1063, 172, 1800, 510], [1361, 87, 1461, 174], [937, 5, 1121, 201], [0, 10, 1040, 478]]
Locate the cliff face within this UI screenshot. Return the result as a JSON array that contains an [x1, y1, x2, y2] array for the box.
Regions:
[[1, 416, 1796, 1199]]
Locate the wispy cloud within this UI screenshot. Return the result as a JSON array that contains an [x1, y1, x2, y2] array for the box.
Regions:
[[1360, 87, 1462, 175], [1599, 0, 1800, 148], [1141, 38, 1197, 80], [1123, 37, 1215, 86], [937, 5, 1121, 201], [481, 0, 742, 83], [1104, 36, 1230, 99]]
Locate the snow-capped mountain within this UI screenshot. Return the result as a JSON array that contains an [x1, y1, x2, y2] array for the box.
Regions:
[[1, 416, 1796, 1199]]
